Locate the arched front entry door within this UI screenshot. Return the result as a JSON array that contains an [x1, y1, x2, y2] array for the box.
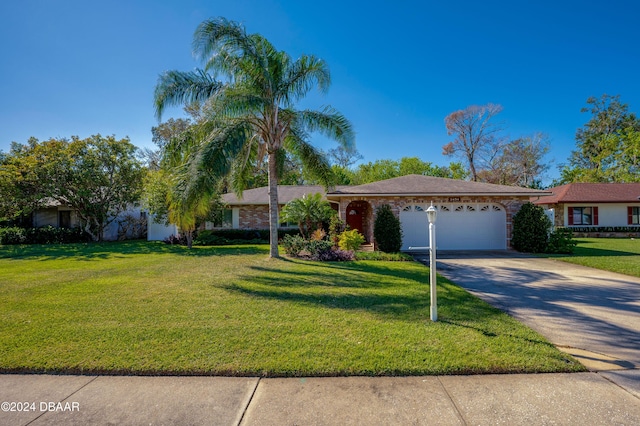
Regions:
[[345, 201, 369, 241]]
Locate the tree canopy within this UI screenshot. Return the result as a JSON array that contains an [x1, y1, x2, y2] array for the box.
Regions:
[[478, 133, 550, 188], [0, 135, 145, 241], [556, 94, 640, 184], [443, 103, 504, 181], [329, 157, 468, 185], [154, 17, 354, 257]]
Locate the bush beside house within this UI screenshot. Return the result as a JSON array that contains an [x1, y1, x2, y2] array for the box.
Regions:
[[373, 204, 403, 253], [512, 202, 576, 254]]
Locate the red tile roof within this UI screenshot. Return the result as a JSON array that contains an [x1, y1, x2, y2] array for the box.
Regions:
[[534, 183, 640, 204]]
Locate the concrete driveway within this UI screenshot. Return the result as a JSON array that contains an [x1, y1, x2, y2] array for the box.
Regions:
[[418, 251, 640, 395]]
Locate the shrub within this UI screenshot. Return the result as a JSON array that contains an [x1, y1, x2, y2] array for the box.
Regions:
[[281, 234, 354, 261], [567, 226, 640, 233], [312, 248, 355, 261], [0, 227, 26, 245], [310, 229, 326, 241], [328, 215, 346, 248], [546, 228, 577, 254], [193, 230, 266, 246], [338, 229, 365, 251], [193, 232, 229, 246], [0, 226, 90, 245], [512, 202, 552, 253], [204, 229, 269, 241], [281, 234, 310, 257], [374, 204, 403, 253]]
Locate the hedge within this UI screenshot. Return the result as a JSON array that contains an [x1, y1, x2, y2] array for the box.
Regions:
[[192, 228, 301, 246], [0, 226, 91, 245]]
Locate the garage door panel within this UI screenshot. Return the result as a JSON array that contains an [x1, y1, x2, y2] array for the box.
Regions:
[[400, 207, 429, 250], [400, 203, 506, 251]]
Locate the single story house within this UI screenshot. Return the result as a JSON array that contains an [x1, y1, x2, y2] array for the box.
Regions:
[[221, 175, 550, 250], [32, 200, 147, 241], [533, 182, 640, 237]]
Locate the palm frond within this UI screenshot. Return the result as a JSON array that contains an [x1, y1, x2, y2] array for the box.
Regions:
[[196, 119, 253, 179], [296, 106, 356, 150], [284, 132, 334, 188], [280, 55, 330, 105], [193, 18, 252, 63], [154, 69, 222, 120], [228, 134, 264, 195], [207, 84, 267, 120]]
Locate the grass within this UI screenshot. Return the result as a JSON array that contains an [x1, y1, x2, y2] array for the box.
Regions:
[[354, 251, 414, 261], [0, 241, 584, 376], [541, 237, 640, 278]]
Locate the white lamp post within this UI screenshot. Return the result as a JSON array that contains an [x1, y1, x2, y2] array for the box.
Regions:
[[426, 202, 438, 322]]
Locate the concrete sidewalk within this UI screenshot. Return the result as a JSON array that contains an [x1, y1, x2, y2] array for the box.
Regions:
[[2, 372, 640, 425], [4, 252, 640, 425]]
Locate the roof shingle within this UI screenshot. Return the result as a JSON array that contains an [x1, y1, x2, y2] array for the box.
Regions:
[[327, 175, 550, 196], [222, 185, 342, 205], [534, 182, 640, 204]]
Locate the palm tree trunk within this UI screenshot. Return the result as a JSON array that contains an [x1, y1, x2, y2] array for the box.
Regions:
[[267, 150, 280, 258]]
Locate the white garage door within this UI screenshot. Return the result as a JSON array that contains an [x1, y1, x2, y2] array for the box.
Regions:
[[400, 203, 506, 251]]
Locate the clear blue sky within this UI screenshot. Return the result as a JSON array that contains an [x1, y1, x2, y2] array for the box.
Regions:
[[2, 0, 639, 184]]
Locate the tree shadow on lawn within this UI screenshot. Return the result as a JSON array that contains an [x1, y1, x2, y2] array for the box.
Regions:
[[222, 262, 507, 324], [245, 261, 428, 289], [0, 241, 269, 261], [570, 246, 639, 257]]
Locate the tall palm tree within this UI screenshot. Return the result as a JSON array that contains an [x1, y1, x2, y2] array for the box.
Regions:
[[154, 17, 354, 258]]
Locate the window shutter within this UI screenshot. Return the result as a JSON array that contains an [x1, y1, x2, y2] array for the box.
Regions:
[[629, 207, 634, 225], [593, 207, 598, 226], [568, 207, 574, 225]]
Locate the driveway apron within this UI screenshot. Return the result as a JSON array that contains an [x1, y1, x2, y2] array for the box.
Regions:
[[427, 251, 640, 372]]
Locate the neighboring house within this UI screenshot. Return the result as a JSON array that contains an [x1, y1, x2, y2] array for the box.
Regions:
[[32, 200, 80, 229], [533, 182, 640, 237], [31, 200, 147, 241], [147, 216, 179, 241], [220, 175, 550, 250]]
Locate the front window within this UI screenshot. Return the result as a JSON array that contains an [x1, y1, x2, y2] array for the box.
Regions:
[[572, 207, 593, 225], [213, 209, 233, 228], [632, 207, 640, 225]]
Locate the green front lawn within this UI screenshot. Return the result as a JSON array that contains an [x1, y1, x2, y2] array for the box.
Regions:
[[0, 241, 583, 376], [542, 238, 640, 278]]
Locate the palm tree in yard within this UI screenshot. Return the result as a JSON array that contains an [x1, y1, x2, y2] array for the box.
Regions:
[[154, 17, 354, 258]]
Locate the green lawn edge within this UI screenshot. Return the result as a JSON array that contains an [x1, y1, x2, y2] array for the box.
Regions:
[[537, 237, 640, 278], [0, 241, 585, 376]]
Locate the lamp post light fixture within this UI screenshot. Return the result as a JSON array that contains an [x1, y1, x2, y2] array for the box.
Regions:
[[426, 202, 438, 322]]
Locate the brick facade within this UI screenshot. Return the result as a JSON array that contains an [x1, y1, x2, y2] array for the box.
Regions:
[[335, 196, 531, 249], [229, 196, 532, 249]]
